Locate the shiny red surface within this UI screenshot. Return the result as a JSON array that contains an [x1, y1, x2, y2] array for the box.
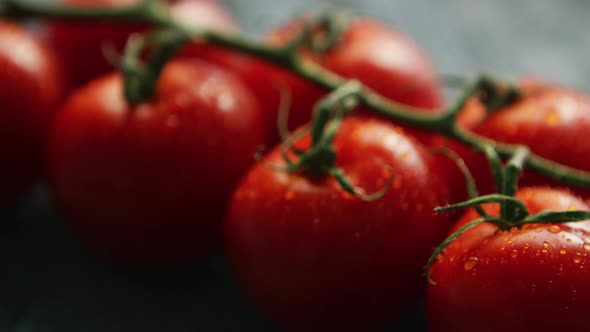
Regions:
[[226, 117, 453, 332], [47, 59, 267, 266], [427, 187, 590, 332], [457, 86, 590, 197], [0, 22, 64, 204]]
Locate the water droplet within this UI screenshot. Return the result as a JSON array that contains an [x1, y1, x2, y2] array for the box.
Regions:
[[560, 248, 567, 255], [584, 243, 590, 251], [500, 247, 505, 251], [464, 257, 479, 271], [284, 191, 295, 200], [574, 254, 583, 264], [567, 238, 573, 243], [166, 114, 179, 128], [544, 111, 560, 126], [510, 250, 518, 258], [543, 241, 550, 248], [535, 227, 543, 233], [542, 248, 548, 254], [549, 225, 561, 234]]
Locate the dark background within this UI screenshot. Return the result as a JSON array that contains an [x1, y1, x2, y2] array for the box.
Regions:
[[3, 0, 590, 331]]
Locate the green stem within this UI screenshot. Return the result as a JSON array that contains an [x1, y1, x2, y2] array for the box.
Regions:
[[6, 0, 590, 190]]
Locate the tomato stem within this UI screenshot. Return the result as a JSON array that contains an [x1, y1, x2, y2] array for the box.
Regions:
[[6, 0, 590, 189]]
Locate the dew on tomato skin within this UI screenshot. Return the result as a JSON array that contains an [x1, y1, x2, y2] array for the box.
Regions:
[[284, 191, 295, 200], [543, 241, 550, 248], [583, 243, 590, 251], [510, 250, 518, 258], [542, 248, 549, 254], [535, 227, 543, 233], [464, 257, 479, 271], [544, 111, 561, 126], [549, 225, 562, 234], [567, 238, 573, 243], [573, 254, 583, 264], [560, 248, 567, 255]]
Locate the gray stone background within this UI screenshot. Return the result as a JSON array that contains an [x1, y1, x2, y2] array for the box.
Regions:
[[3, 0, 590, 331]]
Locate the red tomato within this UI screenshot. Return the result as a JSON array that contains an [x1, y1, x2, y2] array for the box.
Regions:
[[456, 85, 590, 197], [0, 21, 64, 204], [427, 187, 590, 332], [42, 0, 237, 91], [191, 18, 444, 144], [46, 59, 267, 266], [225, 117, 454, 332]]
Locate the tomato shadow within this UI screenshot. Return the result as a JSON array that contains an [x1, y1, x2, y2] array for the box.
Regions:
[[0, 186, 426, 332], [0, 186, 275, 332]]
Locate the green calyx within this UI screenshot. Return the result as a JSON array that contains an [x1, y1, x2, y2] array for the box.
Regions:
[[121, 29, 190, 104], [425, 147, 590, 285], [257, 81, 393, 202]]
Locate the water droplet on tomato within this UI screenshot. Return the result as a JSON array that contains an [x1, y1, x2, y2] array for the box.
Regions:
[[573, 254, 583, 264], [535, 227, 543, 233], [549, 225, 561, 234], [542, 248, 548, 254], [463, 257, 479, 271], [510, 250, 518, 258], [544, 111, 560, 126], [560, 248, 567, 255], [584, 243, 590, 251], [543, 241, 550, 248]]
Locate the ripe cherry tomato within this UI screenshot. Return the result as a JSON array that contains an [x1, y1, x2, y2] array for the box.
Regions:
[[192, 18, 444, 144], [457, 85, 590, 197], [0, 21, 64, 204], [47, 59, 267, 266], [427, 187, 590, 332], [226, 117, 454, 332], [42, 0, 237, 90]]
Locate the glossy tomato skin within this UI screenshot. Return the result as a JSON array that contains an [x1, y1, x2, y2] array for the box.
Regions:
[[427, 187, 590, 332], [192, 18, 444, 144], [456, 85, 590, 196], [0, 21, 64, 205], [43, 0, 237, 91], [47, 59, 267, 266], [226, 117, 454, 332]]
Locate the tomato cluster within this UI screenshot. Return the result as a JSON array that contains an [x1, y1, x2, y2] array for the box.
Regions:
[[2, 1, 590, 331]]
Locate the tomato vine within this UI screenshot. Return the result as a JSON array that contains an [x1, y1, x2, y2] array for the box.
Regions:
[[4, 0, 590, 190]]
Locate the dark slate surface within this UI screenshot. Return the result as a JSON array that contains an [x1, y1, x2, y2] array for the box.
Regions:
[[3, 1, 590, 331]]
